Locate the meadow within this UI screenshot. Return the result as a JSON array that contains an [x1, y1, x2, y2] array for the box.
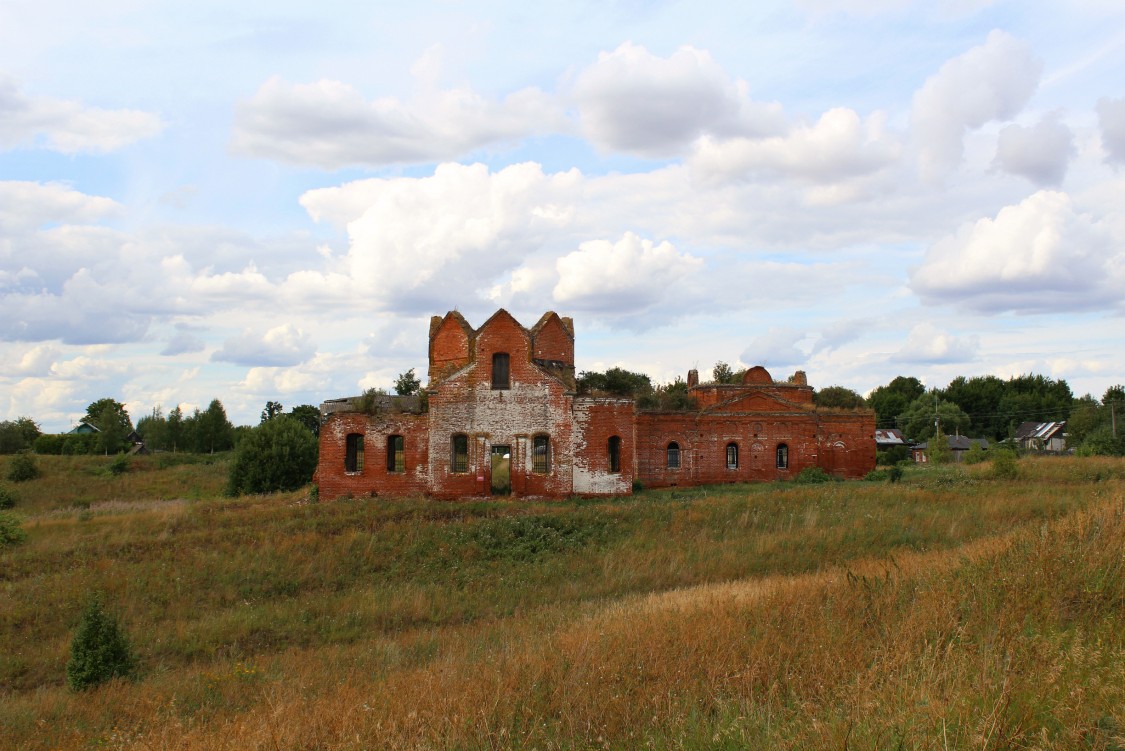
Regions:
[[0, 453, 1122, 750]]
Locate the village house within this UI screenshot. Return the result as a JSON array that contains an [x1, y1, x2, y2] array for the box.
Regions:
[[315, 310, 877, 500]]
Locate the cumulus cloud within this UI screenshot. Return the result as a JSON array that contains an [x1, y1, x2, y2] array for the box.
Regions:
[[301, 162, 582, 311], [1096, 96, 1125, 165], [910, 190, 1122, 312], [912, 31, 1042, 180], [740, 327, 810, 369], [571, 42, 784, 157], [892, 323, 979, 363], [0, 181, 119, 234], [232, 75, 560, 169], [994, 115, 1074, 185], [552, 232, 703, 313], [0, 73, 163, 153], [211, 324, 315, 367], [689, 107, 899, 185]]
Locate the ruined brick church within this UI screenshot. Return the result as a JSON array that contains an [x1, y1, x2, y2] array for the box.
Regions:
[[316, 310, 876, 500]]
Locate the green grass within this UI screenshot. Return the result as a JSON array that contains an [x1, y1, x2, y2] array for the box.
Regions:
[[1, 454, 1122, 749]]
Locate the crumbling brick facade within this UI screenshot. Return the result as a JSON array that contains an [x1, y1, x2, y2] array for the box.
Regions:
[[316, 310, 875, 500]]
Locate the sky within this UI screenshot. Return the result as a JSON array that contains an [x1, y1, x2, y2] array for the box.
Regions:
[[2, 0, 1124, 431]]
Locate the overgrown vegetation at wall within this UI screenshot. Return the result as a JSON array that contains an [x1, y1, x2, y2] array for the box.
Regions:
[[1, 455, 1122, 750]]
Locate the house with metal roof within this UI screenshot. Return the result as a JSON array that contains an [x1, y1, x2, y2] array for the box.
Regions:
[[1014, 421, 1067, 452]]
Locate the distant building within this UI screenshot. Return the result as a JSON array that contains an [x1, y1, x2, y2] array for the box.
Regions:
[[912, 435, 988, 463], [1014, 421, 1067, 452], [875, 428, 908, 450], [315, 310, 877, 500]]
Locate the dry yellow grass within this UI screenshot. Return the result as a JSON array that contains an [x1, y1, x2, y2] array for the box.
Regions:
[[2, 456, 1123, 750]]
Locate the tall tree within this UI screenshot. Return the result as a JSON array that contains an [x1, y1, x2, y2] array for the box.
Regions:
[[867, 376, 925, 428], [899, 392, 971, 441], [86, 400, 132, 455], [942, 375, 1007, 439], [394, 368, 422, 396], [288, 404, 322, 438], [194, 399, 233, 454], [0, 418, 41, 454], [814, 386, 866, 409], [260, 400, 284, 423], [167, 406, 184, 453], [135, 407, 168, 452]]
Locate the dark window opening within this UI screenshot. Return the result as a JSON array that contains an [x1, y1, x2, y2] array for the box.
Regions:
[[345, 434, 364, 473], [667, 441, 681, 470], [608, 436, 622, 473], [726, 442, 739, 469], [533, 435, 550, 473], [776, 443, 789, 470], [386, 435, 404, 473], [492, 352, 510, 389], [451, 434, 469, 473]]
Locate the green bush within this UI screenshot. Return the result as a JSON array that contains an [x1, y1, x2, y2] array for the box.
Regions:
[[6, 451, 40, 482], [0, 485, 16, 509], [887, 465, 904, 483], [864, 469, 889, 482], [0, 511, 27, 546], [227, 415, 318, 496], [103, 453, 130, 476], [991, 449, 1020, 480], [793, 467, 840, 484], [963, 442, 987, 465], [66, 596, 136, 691]]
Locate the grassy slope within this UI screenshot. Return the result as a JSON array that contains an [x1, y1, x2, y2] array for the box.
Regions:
[[0, 454, 1122, 749]]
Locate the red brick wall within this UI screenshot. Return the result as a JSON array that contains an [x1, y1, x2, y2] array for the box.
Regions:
[[318, 411, 429, 500], [429, 312, 472, 382], [426, 310, 575, 499], [572, 397, 634, 494], [530, 313, 574, 365]]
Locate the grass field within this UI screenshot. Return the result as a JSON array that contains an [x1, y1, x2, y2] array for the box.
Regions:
[[1, 453, 1122, 749]]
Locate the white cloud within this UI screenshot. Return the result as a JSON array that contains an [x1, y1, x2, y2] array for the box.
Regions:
[[161, 331, 206, 356], [0, 73, 163, 153], [302, 162, 581, 312], [994, 115, 1074, 185], [552, 232, 703, 313], [0, 181, 119, 234], [1096, 96, 1125, 165], [571, 42, 785, 157], [231, 75, 560, 169], [689, 107, 900, 185], [911, 31, 1042, 180], [211, 324, 315, 367], [892, 323, 979, 363], [910, 190, 1122, 313], [740, 327, 810, 369]]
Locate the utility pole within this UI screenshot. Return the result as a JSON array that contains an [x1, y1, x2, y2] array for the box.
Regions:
[[1113, 400, 1117, 439]]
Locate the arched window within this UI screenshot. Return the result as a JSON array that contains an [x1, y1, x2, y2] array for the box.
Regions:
[[776, 443, 789, 470], [533, 435, 550, 473], [345, 434, 364, 473], [386, 435, 404, 473], [491, 352, 510, 389], [726, 442, 739, 469], [667, 441, 681, 469], [608, 436, 622, 473], [451, 434, 469, 473]]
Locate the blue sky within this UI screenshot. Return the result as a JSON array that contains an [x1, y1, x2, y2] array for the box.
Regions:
[[2, 0, 1124, 431]]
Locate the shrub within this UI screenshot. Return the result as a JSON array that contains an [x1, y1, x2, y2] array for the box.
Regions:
[[793, 467, 840, 484], [991, 449, 1020, 480], [66, 596, 136, 691], [887, 465, 904, 483], [0, 485, 16, 509], [963, 442, 987, 465], [227, 415, 318, 496], [6, 451, 40, 482], [0, 511, 27, 546], [103, 453, 130, 477]]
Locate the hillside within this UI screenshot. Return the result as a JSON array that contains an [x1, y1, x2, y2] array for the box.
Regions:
[[1, 454, 1122, 749]]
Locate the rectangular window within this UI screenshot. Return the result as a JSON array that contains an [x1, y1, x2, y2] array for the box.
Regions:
[[608, 436, 621, 473], [492, 352, 510, 389], [386, 435, 404, 473], [726, 443, 739, 470], [533, 435, 550, 473], [776, 444, 789, 470], [345, 434, 364, 473], [451, 434, 469, 473]]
